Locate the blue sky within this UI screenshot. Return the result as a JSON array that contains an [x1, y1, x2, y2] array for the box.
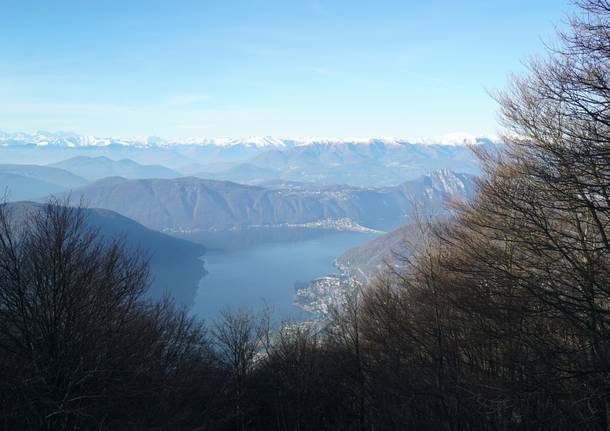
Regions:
[[0, 0, 573, 139]]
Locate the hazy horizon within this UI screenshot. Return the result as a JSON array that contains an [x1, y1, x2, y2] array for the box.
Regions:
[[0, 128, 496, 144]]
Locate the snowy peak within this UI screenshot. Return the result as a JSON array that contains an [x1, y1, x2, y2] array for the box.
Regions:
[[421, 132, 478, 146], [419, 132, 496, 147], [173, 136, 289, 148], [223, 136, 288, 148], [0, 131, 136, 148], [0, 131, 497, 149]]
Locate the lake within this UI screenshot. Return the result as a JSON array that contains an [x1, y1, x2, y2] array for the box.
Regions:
[[190, 230, 378, 320]]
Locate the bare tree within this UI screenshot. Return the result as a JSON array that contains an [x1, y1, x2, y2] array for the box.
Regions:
[[213, 308, 265, 431], [0, 200, 216, 430]]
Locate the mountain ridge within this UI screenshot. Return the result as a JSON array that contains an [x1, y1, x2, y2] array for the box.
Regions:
[[51, 170, 477, 235], [4, 201, 205, 305], [0, 130, 496, 149], [50, 156, 182, 180]]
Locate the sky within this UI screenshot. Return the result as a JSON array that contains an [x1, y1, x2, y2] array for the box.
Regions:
[[0, 0, 574, 140]]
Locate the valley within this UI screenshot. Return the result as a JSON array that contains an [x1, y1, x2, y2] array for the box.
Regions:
[[4, 2, 596, 427], [0, 132, 481, 319]]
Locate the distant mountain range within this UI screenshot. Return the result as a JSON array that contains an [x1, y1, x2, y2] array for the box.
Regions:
[[0, 131, 495, 187], [0, 130, 490, 149], [51, 170, 476, 236], [194, 140, 488, 186], [0, 163, 87, 188], [0, 131, 484, 315], [4, 202, 205, 305], [49, 156, 181, 181], [0, 164, 87, 200]]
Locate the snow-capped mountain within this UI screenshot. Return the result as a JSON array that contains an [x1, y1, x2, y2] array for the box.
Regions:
[[0, 131, 296, 148], [0, 130, 140, 148], [179, 136, 291, 148], [0, 131, 495, 187], [0, 131, 494, 149], [421, 132, 483, 146]]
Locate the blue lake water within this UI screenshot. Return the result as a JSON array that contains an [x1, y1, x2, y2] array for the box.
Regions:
[[191, 230, 377, 320]]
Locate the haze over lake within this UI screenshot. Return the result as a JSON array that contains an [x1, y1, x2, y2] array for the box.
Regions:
[[191, 230, 378, 319]]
